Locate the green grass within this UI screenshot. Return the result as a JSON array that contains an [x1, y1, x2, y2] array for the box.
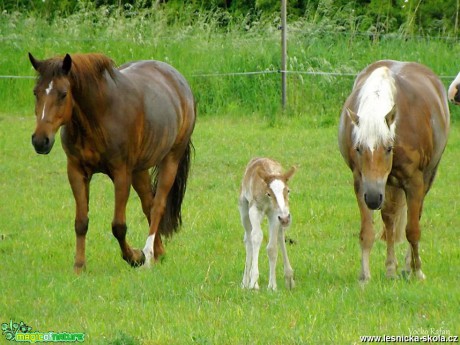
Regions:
[[1, 7, 460, 344], [0, 115, 459, 344]]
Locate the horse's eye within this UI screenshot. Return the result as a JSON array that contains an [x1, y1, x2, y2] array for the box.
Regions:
[[58, 91, 67, 100], [287, 189, 290, 195], [266, 192, 271, 198], [355, 146, 361, 153], [386, 146, 393, 153]]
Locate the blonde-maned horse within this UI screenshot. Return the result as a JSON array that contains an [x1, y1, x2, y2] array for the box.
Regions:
[[239, 158, 296, 290], [447, 72, 460, 104], [338, 60, 450, 282]]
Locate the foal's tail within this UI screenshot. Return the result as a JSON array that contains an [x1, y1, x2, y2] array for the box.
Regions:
[[153, 139, 194, 237]]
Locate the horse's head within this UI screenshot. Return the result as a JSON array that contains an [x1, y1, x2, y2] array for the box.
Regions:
[[348, 106, 396, 210], [448, 72, 460, 105], [260, 166, 296, 227], [29, 53, 73, 154]]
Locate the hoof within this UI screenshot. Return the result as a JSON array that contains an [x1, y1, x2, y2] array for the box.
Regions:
[[285, 277, 295, 290], [386, 269, 399, 280], [73, 262, 86, 275], [124, 249, 146, 268]]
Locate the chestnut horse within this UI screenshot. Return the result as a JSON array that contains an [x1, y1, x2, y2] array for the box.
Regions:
[[29, 53, 196, 273], [338, 60, 450, 282]]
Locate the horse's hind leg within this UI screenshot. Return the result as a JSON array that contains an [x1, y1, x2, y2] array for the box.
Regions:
[[67, 162, 91, 274], [133, 170, 165, 261], [111, 168, 145, 267], [381, 185, 406, 279], [142, 154, 180, 265]]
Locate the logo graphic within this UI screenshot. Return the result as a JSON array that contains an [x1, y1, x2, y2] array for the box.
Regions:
[[1, 320, 85, 343]]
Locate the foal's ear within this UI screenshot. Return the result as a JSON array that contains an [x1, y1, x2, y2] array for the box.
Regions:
[[28, 52, 41, 71], [346, 108, 359, 126], [284, 166, 297, 182], [385, 104, 397, 128], [62, 54, 72, 75]]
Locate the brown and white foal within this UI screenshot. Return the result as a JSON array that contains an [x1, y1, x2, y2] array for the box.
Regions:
[[239, 158, 296, 290]]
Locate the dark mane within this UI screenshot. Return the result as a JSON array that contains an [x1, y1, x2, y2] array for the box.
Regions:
[[62, 54, 117, 150], [67, 53, 116, 95]]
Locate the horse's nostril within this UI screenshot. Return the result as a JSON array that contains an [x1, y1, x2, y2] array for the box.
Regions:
[[44, 137, 50, 146]]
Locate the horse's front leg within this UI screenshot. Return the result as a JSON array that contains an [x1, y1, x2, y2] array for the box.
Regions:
[[266, 215, 279, 290], [68, 161, 91, 274], [277, 225, 295, 289], [404, 173, 426, 280], [111, 168, 145, 267], [238, 197, 253, 288], [248, 205, 264, 290], [354, 174, 375, 283]]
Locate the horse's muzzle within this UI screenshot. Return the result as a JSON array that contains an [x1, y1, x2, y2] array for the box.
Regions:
[[278, 214, 291, 227], [31, 133, 54, 154], [363, 180, 385, 210]]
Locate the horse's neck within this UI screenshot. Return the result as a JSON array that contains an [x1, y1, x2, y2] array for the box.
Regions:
[[66, 99, 107, 150]]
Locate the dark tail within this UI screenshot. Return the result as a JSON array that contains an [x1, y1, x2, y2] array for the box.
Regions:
[[151, 140, 194, 237]]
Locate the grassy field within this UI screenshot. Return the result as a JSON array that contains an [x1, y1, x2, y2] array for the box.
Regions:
[[0, 114, 459, 344], [1, 7, 460, 345]]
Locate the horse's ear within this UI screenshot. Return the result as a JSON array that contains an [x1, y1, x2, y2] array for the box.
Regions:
[[346, 108, 359, 126], [284, 166, 297, 182], [385, 104, 397, 128], [62, 54, 72, 75], [258, 170, 271, 185], [28, 52, 41, 71]]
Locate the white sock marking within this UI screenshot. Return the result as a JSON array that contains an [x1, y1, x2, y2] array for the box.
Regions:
[[142, 234, 155, 267]]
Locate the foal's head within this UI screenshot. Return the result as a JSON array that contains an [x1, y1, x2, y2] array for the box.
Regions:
[[260, 167, 296, 227], [29, 53, 74, 154]]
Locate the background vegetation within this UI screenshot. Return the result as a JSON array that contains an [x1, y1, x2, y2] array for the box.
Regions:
[[1, 0, 460, 36], [0, 1, 459, 343]]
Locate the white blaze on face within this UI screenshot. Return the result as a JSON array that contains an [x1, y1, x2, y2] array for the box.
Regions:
[[41, 81, 54, 121], [269, 179, 288, 216]]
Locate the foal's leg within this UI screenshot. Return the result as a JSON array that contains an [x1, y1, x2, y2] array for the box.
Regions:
[[248, 205, 264, 290], [67, 161, 91, 274], [111, 168, 145, 267], [132, 170, 164, 261], [404, 173, 426, 280], [239, 197, 252, 288], [142, 154, 180, 266], [278, 226, 295, 289], [266, 216, 279, 290], [354, 175, 375, 282]]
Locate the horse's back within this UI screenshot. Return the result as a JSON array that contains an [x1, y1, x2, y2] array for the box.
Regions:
[[115, 60, 195, 167]]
